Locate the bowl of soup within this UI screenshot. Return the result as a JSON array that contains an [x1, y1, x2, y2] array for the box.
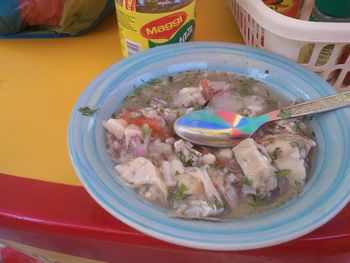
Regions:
[[68, 42, 350, 250]]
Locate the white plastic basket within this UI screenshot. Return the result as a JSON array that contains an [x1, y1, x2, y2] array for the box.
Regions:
[[228, 0, 350, 92]]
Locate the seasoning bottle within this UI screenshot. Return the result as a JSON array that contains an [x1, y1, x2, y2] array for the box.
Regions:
[[115, 0, 196, 57], [309, 0, 350, 22]]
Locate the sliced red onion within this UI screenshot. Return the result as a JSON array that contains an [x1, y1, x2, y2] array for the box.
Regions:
[[112, 141, 120, 152], [165, 137, 175, 144], [128, 136, 144, 157], [241, 185, 256, 195], [269, 176, 289, 201], [225, 184, 239, 200], [227, 160, 242, 174], [153, 98, 167, 105], [161, 161, 177, 187]]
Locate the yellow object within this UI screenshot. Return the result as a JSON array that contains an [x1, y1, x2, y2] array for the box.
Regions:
[[115, 0, 196, 56], [0, 0, 243, 186]]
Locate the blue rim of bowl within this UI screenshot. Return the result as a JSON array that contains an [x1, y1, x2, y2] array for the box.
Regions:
[[68, 41, 350, 250]]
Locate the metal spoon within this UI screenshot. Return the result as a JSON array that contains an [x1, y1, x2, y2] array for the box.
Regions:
[[174, 91, 350, 147]]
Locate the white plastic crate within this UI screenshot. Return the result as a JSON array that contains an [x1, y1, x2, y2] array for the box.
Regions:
[[228, 0, 350, 92]]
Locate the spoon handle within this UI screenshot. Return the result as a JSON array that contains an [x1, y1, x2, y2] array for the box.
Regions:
[[281, 91, 350, 118]]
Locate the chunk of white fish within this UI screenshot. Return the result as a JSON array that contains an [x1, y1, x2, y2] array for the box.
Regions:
[[176, 172, 204, 197], [103, 118, 128, 140], [174, 86, 206, 108], [161, 160, 177, 187], [183, 167, 223, 203], [174, 139, 202, 166], [201, 153, 216, 165], [233, 138, 277, 196], [115, 157, 168, 196], [261, 134, 316, 184]]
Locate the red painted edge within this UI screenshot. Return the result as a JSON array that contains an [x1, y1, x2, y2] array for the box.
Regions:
[[1, 173, 350, 262]]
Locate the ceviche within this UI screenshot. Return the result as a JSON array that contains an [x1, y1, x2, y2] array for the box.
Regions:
[[103, 70, 316, 220]]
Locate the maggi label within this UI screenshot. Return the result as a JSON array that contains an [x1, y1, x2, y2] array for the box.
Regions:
[[140, 12, 186, 40]]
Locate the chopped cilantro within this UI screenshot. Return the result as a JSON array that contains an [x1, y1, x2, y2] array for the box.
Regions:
[[236, 86, 255, 96], [133, 87, 144, 97], [253, 195, 270, 203], [148, 78, 162, 85], [270, 147, 283, 160], [124, 86, 147, 102], [128, 111, 142, 119], [247, 195, 270, 207], [186, 159, 194, 166], [241, 77, 257, 88], [237, 106, 252, 117], [216, 203, 225, 209], [302, 115, 314, 122], [208, 163, 217, 170], [237, 107, 244, 115], [275, 169, 291, 179], [188, 149, 200, 157], [193, 103, 203, 111], [177, 152, 193, 167], [233, 78, 257, 96], [141, 123, 152, 136], [310, 131, 316, 139], [207, 200, 215, 208], [172, 184, 188, 201], [291, 124, 299, 132], [240, 177, 252, 187], [290, 142, 299, 148], [265, 99, 278, 110], [78, 106, 99, 116], [277, 109, 292, 119], [207, 200, 224, 209], [247, 197, 257, 207], [294, 181, 303, 188]]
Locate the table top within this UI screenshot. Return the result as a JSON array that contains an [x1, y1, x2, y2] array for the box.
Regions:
[[1, 1, 350, 262]]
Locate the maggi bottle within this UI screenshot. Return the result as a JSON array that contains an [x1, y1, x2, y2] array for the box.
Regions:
[[115, 0, 196, 57]]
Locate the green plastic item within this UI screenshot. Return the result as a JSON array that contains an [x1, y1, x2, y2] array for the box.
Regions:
[[315, 0, 350, 18]]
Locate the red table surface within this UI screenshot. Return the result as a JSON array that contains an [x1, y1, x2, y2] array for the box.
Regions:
[[1, 173, 350, 263]]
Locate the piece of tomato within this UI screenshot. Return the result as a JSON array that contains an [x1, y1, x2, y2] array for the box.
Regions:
[[120, 109, 171, 140], [201, 78, 213, 100]]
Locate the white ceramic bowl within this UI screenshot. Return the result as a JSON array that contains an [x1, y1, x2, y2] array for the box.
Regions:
[[68, 42, 350, 250]]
